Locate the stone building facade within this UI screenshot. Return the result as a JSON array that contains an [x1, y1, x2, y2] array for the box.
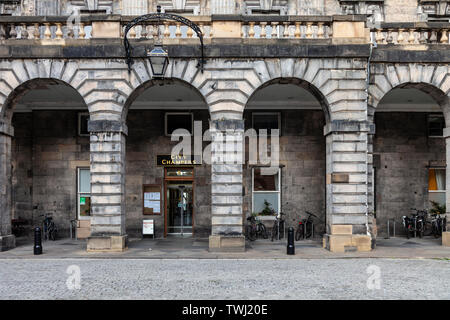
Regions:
[[0, 0, 449, 253]]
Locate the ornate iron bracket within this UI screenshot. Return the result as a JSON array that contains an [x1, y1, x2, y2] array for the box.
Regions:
[[123, 6, 205, 73]]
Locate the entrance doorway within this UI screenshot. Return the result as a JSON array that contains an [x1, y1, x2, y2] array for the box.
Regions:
[[164, 168, 194, 236]]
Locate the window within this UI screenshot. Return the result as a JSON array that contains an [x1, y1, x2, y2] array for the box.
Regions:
[[428, 114, 445, 137], [429, 168, 446, 206], [252, 112, 281, 133], [252, 167, 281, 215], [77, 168, 91, 220], [165, 112, 193, 136], [78, 113, 89, 136]]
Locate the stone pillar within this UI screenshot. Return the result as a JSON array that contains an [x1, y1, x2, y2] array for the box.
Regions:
[[0, 121, 15, 251], [87, 120, 128, 252], [322, 120, 374, 253], [208, 119, 245, 252], [443, 128, 450, 246]]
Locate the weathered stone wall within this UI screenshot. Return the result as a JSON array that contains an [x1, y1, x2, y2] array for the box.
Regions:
[[11, 111, 90, 237], [374, 112, 445, 236], [125, 109, 211, 238], [242, 109, 326, 232], [384, 0, 419, 22]]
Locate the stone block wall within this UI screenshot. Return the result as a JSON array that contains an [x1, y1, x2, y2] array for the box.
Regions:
[[125, 109, 211, 238], [11, 111, 90, 237], [242, 109, 326, 231], [374, 112, 445, 236]]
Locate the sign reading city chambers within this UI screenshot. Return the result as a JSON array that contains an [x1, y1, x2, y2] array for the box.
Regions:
[[156, 155, 202, 166]]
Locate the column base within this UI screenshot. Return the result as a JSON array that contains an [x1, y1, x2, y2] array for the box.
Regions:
[[0, 234, 15, 251], [87, 235, 128, 252], [442, 232, 450, 246], [209, 235, 245, 252], [323, 234, 372, 253]]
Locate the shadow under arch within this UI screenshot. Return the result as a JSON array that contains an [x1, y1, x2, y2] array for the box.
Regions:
[[1, 78, 88, 124], [245, 77, 332, 124], [122, 78, 209, 123], [374, 82, 450, 127]]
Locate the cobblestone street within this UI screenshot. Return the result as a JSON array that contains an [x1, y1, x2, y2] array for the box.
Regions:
[[0, 258, 449, 300]]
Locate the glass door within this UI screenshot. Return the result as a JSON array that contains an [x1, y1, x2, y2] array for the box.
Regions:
[[167, 181, 193, 235]]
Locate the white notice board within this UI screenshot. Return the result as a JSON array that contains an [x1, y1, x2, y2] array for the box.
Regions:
[[143, 219, 154, 235]]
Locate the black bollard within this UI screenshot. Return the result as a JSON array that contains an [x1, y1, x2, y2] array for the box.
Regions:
[[34, 227, 42, 255], [287, 227, 295, 255]]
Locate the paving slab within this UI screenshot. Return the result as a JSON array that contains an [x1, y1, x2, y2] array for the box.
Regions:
[[1, 236, 449, 260]]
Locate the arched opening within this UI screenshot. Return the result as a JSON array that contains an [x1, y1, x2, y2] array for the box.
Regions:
[[5, 79, 89, 242], [373, 84, 447, 238], [123, 78, 210, 238], [244, 78, 330, 237]]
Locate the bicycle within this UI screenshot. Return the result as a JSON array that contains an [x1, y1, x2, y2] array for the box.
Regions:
[[271, 212, 285, 241], [39, 213, 57, 241], [403, 208, 426, 239], [295, 211, 322, 240], [245, 215, 268, 241], [431, 214, 447, 238]]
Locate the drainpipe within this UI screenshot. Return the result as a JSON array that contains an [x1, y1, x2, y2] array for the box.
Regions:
[[365, 32, 376, 236]]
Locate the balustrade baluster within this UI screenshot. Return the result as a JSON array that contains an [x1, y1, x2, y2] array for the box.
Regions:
[[294, 22, 301, 38], [397, 28, 404, 44], [260, 22, 267, 38], [419, 30, 427, 43], [21, 23, 28, 39], [10, 24, 17, 39], [79, 23, 86, 39], [43, 23, 51, 39], [248, 22, 255, 38], [317, 22, 324, 39], [306, 22, 313, 38], [175, 22, 181, 38], [429, 30, 437, 43], [408, 29, 415, 43], [55, 23, 63, 40], [283, 22, 289, 38], [271, 22, 278, 38], [441, 29, 449, 44]]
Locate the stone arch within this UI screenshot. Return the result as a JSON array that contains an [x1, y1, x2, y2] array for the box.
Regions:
[[0, 59, 135, 123], [122, 77, 208, 122], [125, 58, 210, 121], [244, 77, 332, 123], [369, 63, 450, 124]]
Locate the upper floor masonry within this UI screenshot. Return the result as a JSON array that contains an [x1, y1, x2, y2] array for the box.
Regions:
[[1, 0, 450, 24]]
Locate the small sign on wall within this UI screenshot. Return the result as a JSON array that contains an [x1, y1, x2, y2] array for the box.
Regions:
[[143, 219, 154, 235], [143, 185, 162, 215]]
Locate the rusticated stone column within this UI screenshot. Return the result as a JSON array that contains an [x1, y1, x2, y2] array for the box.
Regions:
[[87, 120, 128, 252], [209, 119, 245, 252], [443, 128, 450, 246], [322, 120, 375, 252], [0, 120, 15, 251]]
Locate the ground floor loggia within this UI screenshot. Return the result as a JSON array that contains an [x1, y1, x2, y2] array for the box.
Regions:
[[2, 76, 450, 252]]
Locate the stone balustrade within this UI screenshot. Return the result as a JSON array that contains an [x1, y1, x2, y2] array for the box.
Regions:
[[121, 16, 213, 39], [2, 14, 448, 46], [0, 16, 94, 40], [371, 23, 450, 45], [241, 16, 332, 39]]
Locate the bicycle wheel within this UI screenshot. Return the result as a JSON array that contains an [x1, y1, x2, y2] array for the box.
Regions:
[[305, 222, 313, 239], [295, 225, 304, 241], [258, 224, 268, 239], [279, 221, 285, 239], [432, 223, 439, 238], [246, 225, 256, 241], [417, 221, 423, 238], [271, 223, 278, 241]]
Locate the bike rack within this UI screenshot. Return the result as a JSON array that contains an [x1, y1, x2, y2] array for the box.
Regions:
[[386, 219, 396, 239]]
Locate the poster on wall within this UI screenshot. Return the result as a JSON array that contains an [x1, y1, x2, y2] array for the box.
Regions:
[[143, 185, 162, 215]]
